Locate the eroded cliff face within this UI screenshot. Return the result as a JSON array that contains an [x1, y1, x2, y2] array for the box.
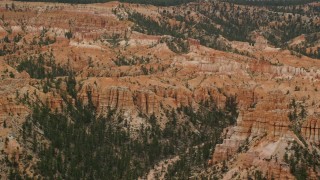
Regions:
[[77, 81, 223, 121], [0, 1, 320, 179], [134, 90, 160, 115], [301, 117, 320, 145], [212, 90, 291, 160], [82, 85, 135, 111], [210, 88, 320, 179]]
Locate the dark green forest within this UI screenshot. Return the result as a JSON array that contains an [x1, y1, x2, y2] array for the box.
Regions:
[[284, 141, 320, 180], [7, 55, 239, 179], [121, 1, 320, 58]]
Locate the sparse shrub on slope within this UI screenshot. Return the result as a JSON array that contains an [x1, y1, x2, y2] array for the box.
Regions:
[[16, 0, 195, 6]]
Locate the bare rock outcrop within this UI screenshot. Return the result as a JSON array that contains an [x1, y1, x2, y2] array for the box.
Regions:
[[212, 91, 291, 163], [150, 85, 193, 107], [80, 85, 135, 112], [134, 90, 160, 115], [301, 117, 320, 145]]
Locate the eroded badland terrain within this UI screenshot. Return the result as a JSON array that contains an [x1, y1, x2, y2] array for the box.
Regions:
[[0, 0, 319, 179]]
